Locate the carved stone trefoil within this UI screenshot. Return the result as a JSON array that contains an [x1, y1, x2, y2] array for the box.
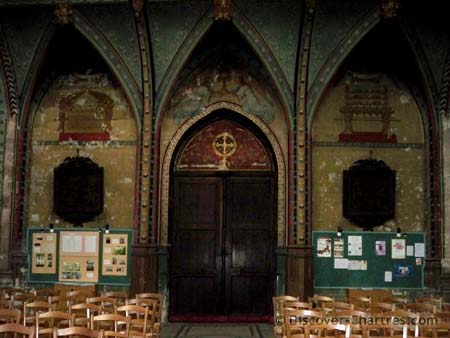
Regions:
[[54, 3, 73, 25], [380, 0, 401, 19], [213, 0, 232, 21]]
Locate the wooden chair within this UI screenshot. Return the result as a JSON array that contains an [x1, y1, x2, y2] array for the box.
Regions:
[[382, 296, 408, 310], [382, 310, 420, 337], [101, 293, 128, 308], [86, 298, 116, 315], [53, 326, 102, 338], [415, 297, 442, 311], [434, 311, 450, 323], [283, 309, 323, 338], [308, 295, 334, 311], [91, 314, 130, 338], [23, 302, 53, 326], [47, 297, 74, 313], [129, 295, 163, 338], [66, 291, 95, 305], [0, 309, 21, 324], [0, 323, 35, 338], [69, 303, 101, 328], [0, 300, 12, 310], [116, 305, 149, 338], [361, 323, 408, 338], [420, 322, 450, 338], [323, 302, 354, 317], [369, 302, 396, 315], [347, 297, 371, 311], [405, 302, 437, 316], [33, 291, 55, 302], [11, 294, 36, 312], [304, 323, 349, 338], [272, 295, 299, 337], [35, 311, 74, 338]]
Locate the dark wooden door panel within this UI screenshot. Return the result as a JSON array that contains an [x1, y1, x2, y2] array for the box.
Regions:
[[225, 177, 274, 316], [171, 175, 275, 318], [172, 277, 219, 314], [230, 276, 272, 315], [171, 177, 222, 315]]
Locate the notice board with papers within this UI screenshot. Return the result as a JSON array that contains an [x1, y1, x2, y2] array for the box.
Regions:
[[312, 231, 425, 289]]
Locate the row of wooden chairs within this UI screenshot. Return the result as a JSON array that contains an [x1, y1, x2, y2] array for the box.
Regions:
[[274, 295, 447, 338], [1, 290, 164, 338], [284, 321, 450, 338], [0, 323, 106, 338]]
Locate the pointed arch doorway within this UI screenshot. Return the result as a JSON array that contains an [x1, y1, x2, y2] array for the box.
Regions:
[[169, 110, 276, 321]]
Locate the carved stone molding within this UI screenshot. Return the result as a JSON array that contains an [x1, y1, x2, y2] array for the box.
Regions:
[[159, 101, 286, 247]]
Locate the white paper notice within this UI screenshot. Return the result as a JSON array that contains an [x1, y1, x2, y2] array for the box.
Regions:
[[348, 236, 363, 256], [104, 248, 112, 254], [406, 245, 414, 256], [391, 239, 406, 259], [361, 260, 368, 271], [384, 271, 392, 282], [111, 238, 120, 245], [46, 235, 54, 241], [62, 235, 82, 253], [104, 260, 111, 265], [87, 272, 94, 279], [348, 260, 363, 270], [334, 258, 348, 269], [415, 243, 425, 258], [85, 236, 97, 253]]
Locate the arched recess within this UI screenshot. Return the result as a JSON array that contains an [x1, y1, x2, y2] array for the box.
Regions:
[[309, 19, 440, 272], [155, 6, 292, 123], [306, 6, 380, 121], [154, 21, 292, 247], [160, 101, 286, 248], [19, 10, 142, 130], [13, 23, 139, 251]]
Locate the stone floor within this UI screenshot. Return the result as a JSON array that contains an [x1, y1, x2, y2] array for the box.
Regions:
[[160, 323, 274, 338]]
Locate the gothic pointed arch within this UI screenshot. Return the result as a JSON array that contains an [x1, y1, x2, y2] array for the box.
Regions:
[[155, 5, 292, 123], [19, 10, 141, 129], [307, 6, 380, 122], [13, 23, 139, 251], [160, 102, 286, 247], [309, 17, 441, 268]]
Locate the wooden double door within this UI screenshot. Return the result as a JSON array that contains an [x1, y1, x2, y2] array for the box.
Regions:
[[169, 175, 275, 319]]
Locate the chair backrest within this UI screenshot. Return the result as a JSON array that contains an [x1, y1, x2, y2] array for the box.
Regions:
[[53, 326, 102, 338], [86, 298, 116, 315], [36, 311, 74, 338], [100, 293, 128, 307], [308, 295, 334, 310], [65, 291, 94, 304], [133, 294, 163, 325], [116, 305, 149, 338], [347, 296, 371, 311], [415, 297, 442, 311], [91, 314, 130, 338], [0, 300, 12, 310], [405, 302, 437, 315], [304, 323, 349, 338], [33, 290, 56, 302], [434, 311, 450, 323], [361, 323, 408, 338], [370, 301, 396, 315], [0, 309, 21, 324], [420, 322, 450, 338], [0, 323, 35, 338], [70, 303, 101, 328], [23, 302, 54, 325]]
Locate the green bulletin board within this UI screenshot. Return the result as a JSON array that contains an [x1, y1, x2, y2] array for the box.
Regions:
[[312, 231, 425, 289], [27, 227, 132, 286]]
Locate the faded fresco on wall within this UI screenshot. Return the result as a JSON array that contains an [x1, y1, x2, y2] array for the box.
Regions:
[[27, 73, 137, 229], [312, 72, 425, 232], [169, 65, 277, 125]]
